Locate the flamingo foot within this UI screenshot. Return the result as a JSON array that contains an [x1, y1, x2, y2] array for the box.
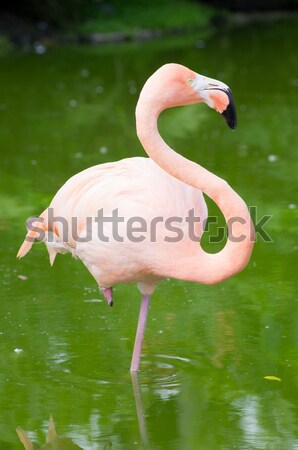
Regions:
[[130, 294, 151, 372], [101, 287, 113, 307]]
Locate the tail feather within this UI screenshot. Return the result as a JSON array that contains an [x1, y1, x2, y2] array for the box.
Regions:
[[17, 211, 47, 259], [48, 247, 57, 266], [17, 228, 40, 259], [17, 242, 32, 259]]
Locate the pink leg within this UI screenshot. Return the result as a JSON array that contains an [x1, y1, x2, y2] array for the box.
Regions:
[[130, 295, 151, 372], [101, 287, 113, 306]]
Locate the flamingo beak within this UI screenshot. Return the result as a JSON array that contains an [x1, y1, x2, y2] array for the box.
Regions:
[[219, 88, 237, 130], [205, 87, 237, 130], [191, 75, 237, 130]]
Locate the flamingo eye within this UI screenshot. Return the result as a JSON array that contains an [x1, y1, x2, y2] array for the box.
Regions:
[[187, 78, 194, 85]]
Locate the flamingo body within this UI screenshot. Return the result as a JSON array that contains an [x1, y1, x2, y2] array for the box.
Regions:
[[24, 157, 206, 291]]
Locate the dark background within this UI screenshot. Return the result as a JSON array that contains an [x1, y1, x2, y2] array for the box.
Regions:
[[1, 0, 298, 27]]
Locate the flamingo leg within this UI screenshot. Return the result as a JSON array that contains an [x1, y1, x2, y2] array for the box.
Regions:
[[130, 295, 151, 372], [101, 287, 113, 306]]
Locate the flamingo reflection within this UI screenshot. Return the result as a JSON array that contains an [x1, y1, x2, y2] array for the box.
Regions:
[[16, 416, 112, 450]]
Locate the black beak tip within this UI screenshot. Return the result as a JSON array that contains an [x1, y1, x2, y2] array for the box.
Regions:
[[221, 88, 237, 130]]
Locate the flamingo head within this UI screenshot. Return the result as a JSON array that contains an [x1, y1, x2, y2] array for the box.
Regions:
[[140, 64, 237, 130]]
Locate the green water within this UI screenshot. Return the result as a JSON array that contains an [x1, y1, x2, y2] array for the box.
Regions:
[[0, 18, 297, 450]]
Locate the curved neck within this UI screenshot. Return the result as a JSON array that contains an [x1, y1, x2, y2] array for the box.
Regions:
[[136, 98, 255, 284]]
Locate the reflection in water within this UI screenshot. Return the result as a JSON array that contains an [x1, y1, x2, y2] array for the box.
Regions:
[[211, 310, 236, 368], [16, 416, 112, 450], [131, 372, 149, 448], [15, 376, 150, 450]]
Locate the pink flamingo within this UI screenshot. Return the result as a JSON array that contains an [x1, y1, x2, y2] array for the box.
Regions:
[[17, 64, 255, 372]]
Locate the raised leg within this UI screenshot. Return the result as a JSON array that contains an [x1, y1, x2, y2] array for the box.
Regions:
[[101, 287, 113, 306], [130, 295, 151, 372]]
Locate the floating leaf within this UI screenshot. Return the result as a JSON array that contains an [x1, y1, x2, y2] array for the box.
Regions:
[[264, 376, 281, 382]]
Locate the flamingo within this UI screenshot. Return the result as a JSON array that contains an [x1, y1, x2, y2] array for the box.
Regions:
[[17, 64, 255, 372]]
